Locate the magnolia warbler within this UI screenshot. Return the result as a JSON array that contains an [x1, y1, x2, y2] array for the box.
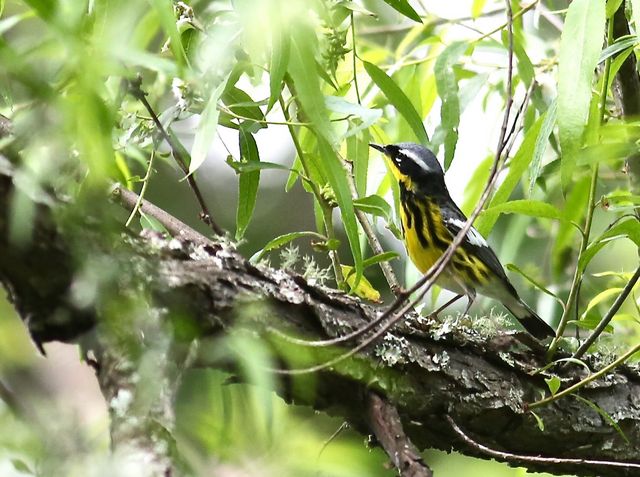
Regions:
[[370, 142, 555, 340]]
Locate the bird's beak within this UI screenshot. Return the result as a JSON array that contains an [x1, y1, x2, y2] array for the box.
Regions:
[[369, 143, 386, 154]]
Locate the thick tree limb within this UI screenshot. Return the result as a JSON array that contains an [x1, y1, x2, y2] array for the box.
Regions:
[[1, 167, 640, 477], [367, 392, 432, 477]]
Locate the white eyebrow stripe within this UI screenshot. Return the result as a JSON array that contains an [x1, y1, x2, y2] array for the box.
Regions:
[[399, 148, 433, 172], [447, 218, 488, 248]]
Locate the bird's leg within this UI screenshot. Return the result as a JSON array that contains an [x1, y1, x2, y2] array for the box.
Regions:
[[461, 290, 476, 317], [427, 294, 463, 320]]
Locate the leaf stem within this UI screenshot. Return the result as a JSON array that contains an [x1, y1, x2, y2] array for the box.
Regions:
[[125, 149, 156, 227], [128, 77, 224, 236], [351, 13, 362, 105], [218, 105, 352, 127], [547, 18, 614, 360], [530, 342, 640, 409], [573, 265, 640, 359]]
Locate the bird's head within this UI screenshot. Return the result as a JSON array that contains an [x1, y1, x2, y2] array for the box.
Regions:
[[369, 142, 444, 189]]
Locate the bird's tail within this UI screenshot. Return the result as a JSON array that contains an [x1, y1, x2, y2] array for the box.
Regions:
[[504, 299, 555, 340]]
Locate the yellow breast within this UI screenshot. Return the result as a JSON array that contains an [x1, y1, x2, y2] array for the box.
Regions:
[[399, 195, 490, 289], [400, 197, 445, 273]]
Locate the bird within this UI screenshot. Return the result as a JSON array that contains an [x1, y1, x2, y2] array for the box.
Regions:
[[369, 142, 555, 340]]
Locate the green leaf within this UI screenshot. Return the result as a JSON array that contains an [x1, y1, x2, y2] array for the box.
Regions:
[[341, 265, 381, 302], [148, 0, 188, 68], [434, 41, 468, 169], [222, 86, 265, 127], [552, 176, 589, 275], [471, 0, 488, 17], [607, 47, 634, 91], [481, 199, 566, 223], [545, 375, 561, 395], [381, 0, 422, 22], [363, 61, 429, 145], [288, 23, 336, 144], [236, 127, 261, 240], [530, 411, 545, 432], [140, 212, 168, 233], [557, 0, 605, 192], [506, 263, 564, 307], [285, 156, 303, 192], [573, 395, 630, 444], [581, 287, 624, 318], [325, 96, 382, 138], [633, 0, 640, 41], [475, 114, 545, 236], [606, 0, 624, 17], [112, 48, 179, 76], [347, 130, 370, 197], [579, 219, 640, 272], [363, 251, 400, 269], [569, 316, 614, 333], [21, 0, 55, 21], [226, 158, 290, 173], [515, 42, 535, 88], [316, 137, 363, 284], [337, 0, 376, 16], [599, 35, 637, 64], [528, 101, 557, 196], [251, 231, 327, 263], [189, 75, 229, 174], [353, 194, 393, 221], [11, 459, 32, 474], [602, 193, 640, 211], [268, 26, 290, 112], [461, 154, 492, 215]]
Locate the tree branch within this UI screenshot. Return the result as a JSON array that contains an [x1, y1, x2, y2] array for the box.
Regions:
[[367, 392, 432, 477]]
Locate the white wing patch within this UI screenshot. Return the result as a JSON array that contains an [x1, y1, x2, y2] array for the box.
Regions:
[[447, 218, 488, 248], [399, 148, 433, 172]]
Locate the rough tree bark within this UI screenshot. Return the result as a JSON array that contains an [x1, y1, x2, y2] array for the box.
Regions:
[[1, 161, 640, 477]]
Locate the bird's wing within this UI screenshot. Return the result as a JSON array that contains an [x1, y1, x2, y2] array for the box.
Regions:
[[438, 202, 510, 283]]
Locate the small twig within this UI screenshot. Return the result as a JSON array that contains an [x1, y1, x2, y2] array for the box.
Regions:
[[317, 421, 349, 459], [218, 105, 353, 127], [529, 342, 640, 409], [446, 414, 640, 471], [351, 13, 362, 105], [127, 76, 225, 236], [572, 265, 640, 359], [502, 81, 536, 159], [125, 149, 156, 227], [355, 206, 402, 294], [367, 392, 432, 477], [474, 1, 539, 44], [359, 6, 506, 36], [112, 184, 214, 247]]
